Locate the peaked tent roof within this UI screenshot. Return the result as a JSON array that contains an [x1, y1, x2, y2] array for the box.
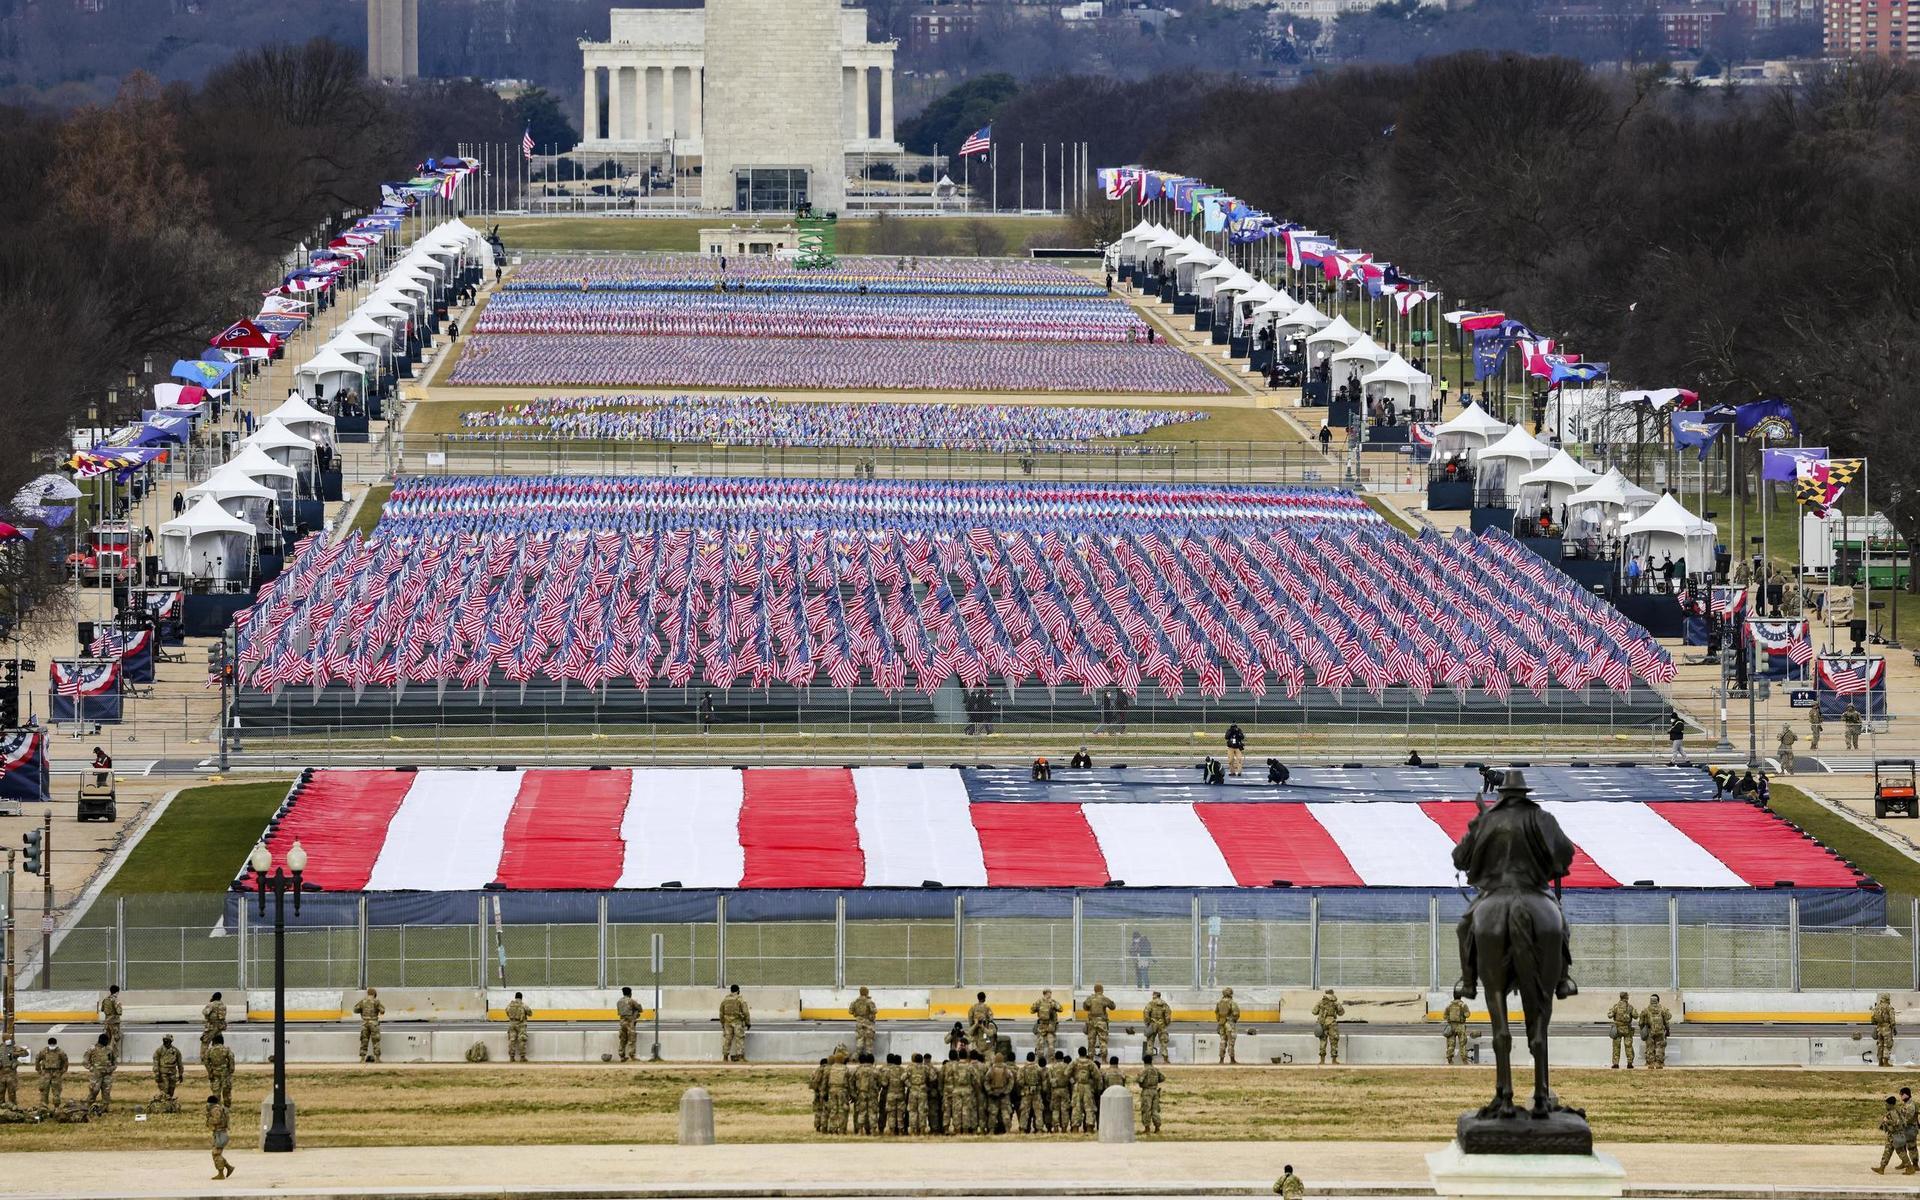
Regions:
[[1433, 401, 1510, 440], [1620, 492, 1716, 537], [160, 494, 256, 539], [1476, 424, 1555, 464]]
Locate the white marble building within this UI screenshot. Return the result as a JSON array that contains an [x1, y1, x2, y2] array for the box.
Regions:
[[578, 2, 899, 212]]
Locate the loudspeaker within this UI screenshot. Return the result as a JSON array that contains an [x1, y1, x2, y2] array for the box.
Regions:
[[77, 621, 94, 649], [1850, 618, 1867, 650]]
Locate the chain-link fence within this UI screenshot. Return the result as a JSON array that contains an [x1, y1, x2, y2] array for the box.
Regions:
[[38, 890, 1914, 994]]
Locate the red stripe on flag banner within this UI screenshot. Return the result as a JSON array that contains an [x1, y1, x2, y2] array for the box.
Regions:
[[969, 803, 1109, 886], [263, 770, 415, 892], [1193, 803, 1365, 887], [1647, 802, 1861, 888], [738, 768, 865, 887], [1419, 802, 1619, 887], [494, 769, 632, 889]]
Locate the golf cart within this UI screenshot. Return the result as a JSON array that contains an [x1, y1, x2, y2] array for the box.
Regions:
[[1874, 759, 1916, 820], [77, 769, 117, 822]]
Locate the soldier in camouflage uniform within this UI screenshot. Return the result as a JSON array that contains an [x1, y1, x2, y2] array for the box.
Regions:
[[1143, 991, 1172, 1061], [1873, 993, 1898, 1068], [1030, 989, 1063, 1060], [719, 984, 751, 1062], [970, 1050, 990, 1133], [1215, 988, 1241, 1064], [943, 1021, 970, 1061], [809, 1058, 829, 1132], [99, 986, 123, 1062], [615, 986, 643, 1062], [1877, 1095, 1918, 1175], [850, 1053, 878, 1135], [942, 1051, 968, 1135], [152, 1034, 183, 1103], [1638, 994, 1672, 1069], [83, 1033, 116, 1111], [825, 1052, 852, 1134], [1137, 1053, 1166, 1134], [506, 992, 533, 1063], [207, 1094, 234, 1180], [1017, 1051, 1044, 1133], [1046, 1051, 1072, 1132], [201, 992, 227, 1054], [1273, 1166, 1306, 1198], [1070, 1047, 1099, 1132], [849, 986, 879, 1059], [203, 1034, 235, 1107], [1607, 992, 1638, 1068], [0, 1040, 18, 1106], [984, 1052, 1015, 1134], [353, 987, 385, 1063], [1080, 983, 1116, 1061], [883, 1053, 907, 1134], [906, 1053, 931, 1134], [967, 991, 999, 1058], [1312, 989, 1345, 1064], [1444, 996, 1472, 1065], [925, 1050, 943, 1133], [34, 1037, 68, 1109], [1845, 702, 1865, 750], [1100, 1056, 1126, 1129]]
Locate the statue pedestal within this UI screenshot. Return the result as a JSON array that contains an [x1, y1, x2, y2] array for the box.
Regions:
[[1427, 1143, 1625, 1200]]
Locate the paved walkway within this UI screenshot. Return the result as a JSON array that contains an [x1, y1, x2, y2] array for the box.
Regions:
[[0, 1139, 1902, 1200]]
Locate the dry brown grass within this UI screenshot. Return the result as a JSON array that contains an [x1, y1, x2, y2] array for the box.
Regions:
[[12, 1064, 1892, 1151]]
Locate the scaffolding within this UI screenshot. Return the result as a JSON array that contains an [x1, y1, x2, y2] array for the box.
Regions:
[[795, 210, 838, 270]]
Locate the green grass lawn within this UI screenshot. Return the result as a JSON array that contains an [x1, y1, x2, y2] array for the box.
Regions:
[[495, 215, 1076, 256], [1769, 782, 1920, 898], [105, 780, 292, 896], [348, 484, 392, 537]]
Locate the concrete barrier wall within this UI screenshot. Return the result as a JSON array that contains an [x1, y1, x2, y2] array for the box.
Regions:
[[23, 986, 1913, 1031]]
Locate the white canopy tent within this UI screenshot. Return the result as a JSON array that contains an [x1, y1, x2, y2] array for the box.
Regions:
[[322, 335, 384, 374], [1273, 301, 1329, 333], [1619, 493, 1716, 577], [264, 394, 337, 446], [184, 466, 277, 531], [1515, 450, 1604, 519], [294, 349, 368, 401], [1330, 335, 1392, 384], [1171, 238, 1220, 294], [338, 314, 396, 350], [1231, 282, 1280, 337], [159, 496, 256, 581], [242, 417, 319, 475], [1196, 258, 1237, 306], [225, 444, 299, 506], [1360, 354, 1434, 412], [1475, 425, 1556, 506], [1117, 221, 1158, 266], [1431, 402, 1510, 460], [1304, 315, 1363, 359], [1565, 467, 1660, 526]]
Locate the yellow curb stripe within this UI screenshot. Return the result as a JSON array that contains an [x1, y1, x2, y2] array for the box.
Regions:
[[246, 1010, 343, 1022], [15, 1012, 97, 1023], [1684, 1012, 1865, 1023]]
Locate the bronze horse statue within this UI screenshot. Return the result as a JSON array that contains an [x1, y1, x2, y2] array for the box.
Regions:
[[1452, 769, 1580, 1121]]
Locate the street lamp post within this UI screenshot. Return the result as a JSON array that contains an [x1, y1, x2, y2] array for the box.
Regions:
[[249, 840, 307, 1152]]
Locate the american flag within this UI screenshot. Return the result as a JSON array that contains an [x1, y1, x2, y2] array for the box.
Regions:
[[522, 129, 535, 160], [960, 125, 992, 158]]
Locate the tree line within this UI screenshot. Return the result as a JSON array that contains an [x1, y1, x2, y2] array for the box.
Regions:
[[989, 54, 1920, 572], [0, 38, 524, 506]]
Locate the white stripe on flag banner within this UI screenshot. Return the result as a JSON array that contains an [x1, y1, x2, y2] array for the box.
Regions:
[[1539, 801, 1744, 887], [1307, 802, 1460, 886], [364, 770, 523, 891], [1081, 802, 1236, 888], [617, 768, 745, 888], [852, 767, 987, 887]]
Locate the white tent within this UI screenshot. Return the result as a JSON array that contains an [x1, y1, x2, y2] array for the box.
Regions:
[[1620, 492, 1716, 577], [323, 335, 384, 369], [1117, 221, 1157, 264], [159, 495, 255, 581], [226, 445, 298, 505], [185, 465, 277, 530], [1359, 353, 1433, 411], [1515, 450, 1603, 518], [1330, 334, 1392, 383], [243, 417, 318, 474], [294, 348, 369, 401], [1475, 425, 1555, 506], [1304, 315, 1363, 359], [1273, 301, 1329, 333], [264, 394, 336, 445], [1566, 467, 1660, 521], [1431, 401, 1510, 460], [339, 314, 396, 349], [1171, 238, 1219, 293], [359, 298, 411, 325]]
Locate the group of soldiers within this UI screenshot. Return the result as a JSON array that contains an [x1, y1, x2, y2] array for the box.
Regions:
[[1775, 703, 1865, 774], [1603, 993, 1676, 1069], [806, 1045, 1169, 1136], [1879, 1085, 1920, 1174]]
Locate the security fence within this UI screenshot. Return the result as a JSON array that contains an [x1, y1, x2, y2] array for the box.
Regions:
[[43, 890, 1915, 995]]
